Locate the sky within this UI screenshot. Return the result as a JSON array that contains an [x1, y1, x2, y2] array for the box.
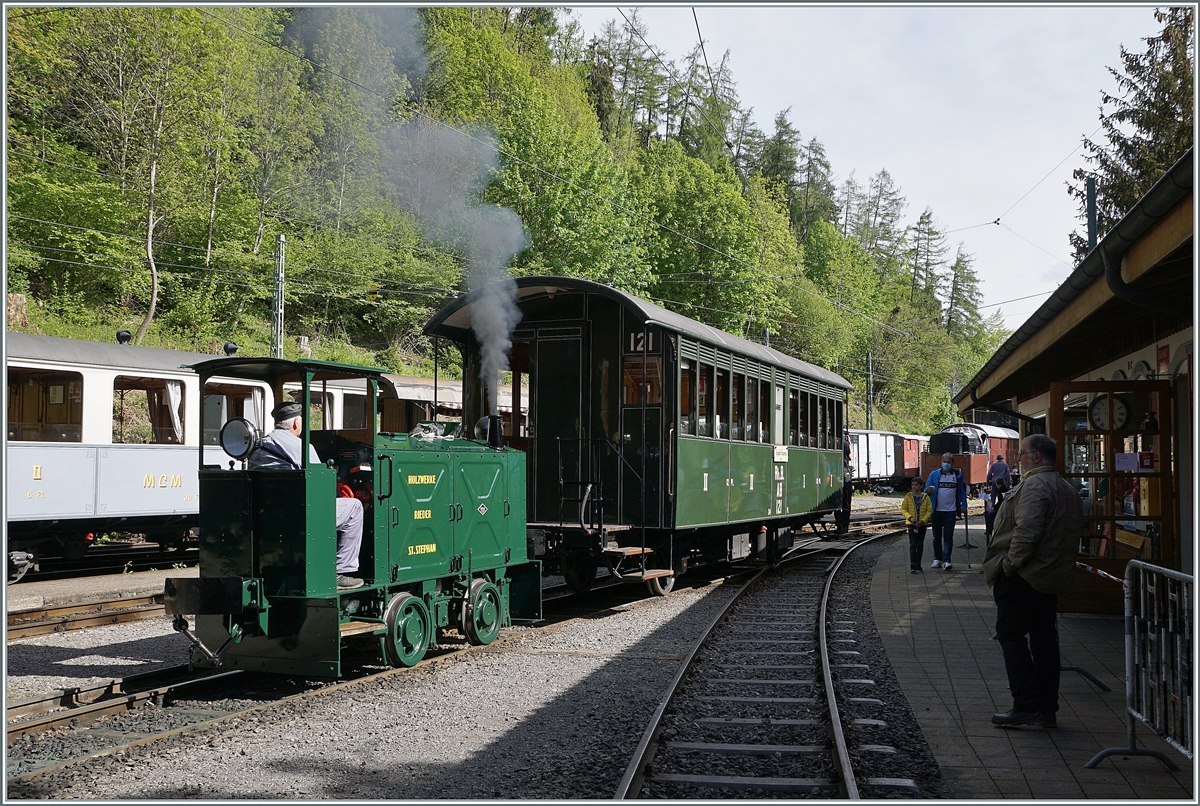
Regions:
[[564, 5, 1167, 330]]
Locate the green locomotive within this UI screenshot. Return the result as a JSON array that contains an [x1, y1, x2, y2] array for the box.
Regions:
[[164, 357, 540, 677]]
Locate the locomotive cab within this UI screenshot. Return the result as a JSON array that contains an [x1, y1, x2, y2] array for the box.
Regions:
[[165, 357, 540, 677]]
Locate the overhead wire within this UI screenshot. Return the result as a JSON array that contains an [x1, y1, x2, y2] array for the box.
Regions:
[[17, 9, 926, 356], [9, 214, 277, 265], [978, 291, 1052, 310], [944, 123, 1104, 234], [614, 7, 726, 147], [8, 146, 351, 241], [10, 248, 448, 306]]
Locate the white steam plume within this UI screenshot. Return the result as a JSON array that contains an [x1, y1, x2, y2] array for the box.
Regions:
[[380, 119, 528, 414]]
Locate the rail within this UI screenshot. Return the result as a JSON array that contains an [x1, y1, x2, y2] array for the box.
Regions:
[[614, 530, 904, 798], [1086, 561, 1193, 771], [8, 595, 166, 640]]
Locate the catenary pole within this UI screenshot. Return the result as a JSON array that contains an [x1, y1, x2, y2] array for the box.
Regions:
[[272, 235, 286, 359]]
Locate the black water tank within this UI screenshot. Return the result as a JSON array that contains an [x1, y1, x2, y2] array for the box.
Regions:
[[929, 432, 968, 455]]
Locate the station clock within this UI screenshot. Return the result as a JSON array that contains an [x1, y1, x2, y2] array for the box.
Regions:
[[1088, 393, 1129, 430]]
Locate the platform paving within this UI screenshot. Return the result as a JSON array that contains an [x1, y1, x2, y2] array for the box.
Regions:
[[5, 566, 199, 613], [873, 517, 1194, 799]]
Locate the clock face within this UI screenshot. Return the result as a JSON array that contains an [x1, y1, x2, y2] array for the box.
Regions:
[[1089, 395, 1129, 430]]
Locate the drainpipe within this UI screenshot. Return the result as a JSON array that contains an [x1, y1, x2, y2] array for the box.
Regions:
[[1101, 246, 1191, 322]]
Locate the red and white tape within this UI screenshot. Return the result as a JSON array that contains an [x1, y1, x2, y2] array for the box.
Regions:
[[1076, 561, 1128, 588]]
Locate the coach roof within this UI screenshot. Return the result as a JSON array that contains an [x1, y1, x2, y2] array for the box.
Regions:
[[424, 276, 852, 390], [7, 332, 217, 373]]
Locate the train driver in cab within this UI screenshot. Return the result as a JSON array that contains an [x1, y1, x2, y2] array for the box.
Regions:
[[249, 402, 365, 590]]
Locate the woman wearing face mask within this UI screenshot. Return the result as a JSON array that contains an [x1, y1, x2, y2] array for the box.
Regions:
[[924, 452, 966, 570]]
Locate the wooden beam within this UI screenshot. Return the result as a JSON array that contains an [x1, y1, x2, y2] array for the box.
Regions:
[[973, 279, 1113, 402], [1123, 194, 1193, 283]]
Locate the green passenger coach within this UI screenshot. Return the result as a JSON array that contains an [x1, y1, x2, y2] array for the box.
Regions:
[[424, 277, 852, 596]]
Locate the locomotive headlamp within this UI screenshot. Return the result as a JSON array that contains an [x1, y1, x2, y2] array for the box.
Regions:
[[219, 417, 261, 460], [474, 416, 491, 441]]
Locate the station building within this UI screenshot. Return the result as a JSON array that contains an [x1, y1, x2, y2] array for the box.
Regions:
[[954, 148, 1193, 613]]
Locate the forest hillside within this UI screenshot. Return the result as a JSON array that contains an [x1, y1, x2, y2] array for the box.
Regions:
[[9, 8, 1185, 433]]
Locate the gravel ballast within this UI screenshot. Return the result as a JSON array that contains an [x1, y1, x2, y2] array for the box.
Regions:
[[6, 619, 192, 704], [10, 581, 738, 799]]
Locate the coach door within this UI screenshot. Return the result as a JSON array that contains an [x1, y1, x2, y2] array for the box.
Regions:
[[522, 326, 585, 523], [619, 335, 662, 527]]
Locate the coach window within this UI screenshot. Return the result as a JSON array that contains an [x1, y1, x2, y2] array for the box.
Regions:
[[715, 368, 729, 438], [202, 383, 264, 445], [114, 376, 184, 444], [788, 388, 799, 446], [697, 362, 713, 437], [731, 371, 745, 440], [680, 360, 696, 435], [806, 392, 818, 447], [758, 375, 771, 444], [834, 400, 844, 449], [817, 397, 828, 449], [744, 376, 753, 441], [8, 368, 83, 442], [622, 354, 662, 405]]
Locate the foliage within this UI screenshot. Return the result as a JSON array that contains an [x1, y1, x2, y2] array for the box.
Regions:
[[5, 5, 1028, 431], [1067, 7, 1194, 259]]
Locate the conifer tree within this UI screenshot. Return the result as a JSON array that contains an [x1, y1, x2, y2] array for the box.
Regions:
[[1067, 7, 1193, 259]]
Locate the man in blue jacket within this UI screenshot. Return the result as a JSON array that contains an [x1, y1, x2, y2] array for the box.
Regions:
[[925, 452, 967, 570]]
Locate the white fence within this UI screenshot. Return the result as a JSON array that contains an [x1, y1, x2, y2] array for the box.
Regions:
[[1087, 560, 1193, 770]]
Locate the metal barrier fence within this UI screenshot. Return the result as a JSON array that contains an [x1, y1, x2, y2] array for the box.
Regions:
[[1087, 560, 1193, 771]]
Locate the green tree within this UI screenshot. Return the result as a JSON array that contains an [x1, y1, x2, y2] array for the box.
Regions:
[[906, 207, 948, 303], [796, 138, 838, 242], [943, 246, 982, 340], [1068, 7, 1194, 259]]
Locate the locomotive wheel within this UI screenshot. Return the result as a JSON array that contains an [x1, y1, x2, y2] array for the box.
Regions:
[[644, 573, 675, 596], [562, 554, 597, 595], [383, 593, 431, 668], [462, 578, 503, 646]]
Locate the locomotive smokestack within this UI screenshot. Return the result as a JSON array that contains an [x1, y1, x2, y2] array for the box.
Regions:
[[470, 274, 521, 418], [487, 414, 504, 449]]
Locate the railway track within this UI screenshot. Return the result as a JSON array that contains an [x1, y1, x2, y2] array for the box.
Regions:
[[4, 566, 756, 784], [6, 520, 906, 787], [614, 528, 916, 799], [7, 596, 168, 641]]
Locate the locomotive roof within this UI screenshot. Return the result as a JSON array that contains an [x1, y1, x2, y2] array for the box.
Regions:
[[189, 356, 389, 384], [944, 423, 1019, 439], [7, 332, 220, 373], [424, 276, 852, 390]]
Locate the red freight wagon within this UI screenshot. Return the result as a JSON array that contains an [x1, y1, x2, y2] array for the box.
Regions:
[[920, 423, 1019, 495]]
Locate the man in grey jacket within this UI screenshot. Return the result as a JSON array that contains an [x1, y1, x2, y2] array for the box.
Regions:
[[983, 434, 1082, 729]]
